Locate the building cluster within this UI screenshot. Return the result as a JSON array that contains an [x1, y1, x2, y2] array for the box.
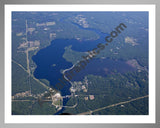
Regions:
[[12, 90, 31, 99], [50, 33, 56, 39], [84, 95, 95, 101], [74, 15, 89, 28], [18, 40, 40, 50], [36, 21, 56, 27], [27, 27, 35, 34], [70, 80, 88, 93], [125, 36, 138, 46], [28, 40, 40, 47]]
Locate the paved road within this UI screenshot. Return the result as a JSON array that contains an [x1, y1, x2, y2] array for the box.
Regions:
[[12, 100, 36, 102], [78, 95, 148, 115], [12, 58, 50, 90], [12, 59, 27, 72]]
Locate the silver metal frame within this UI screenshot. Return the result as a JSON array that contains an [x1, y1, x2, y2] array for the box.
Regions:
[[0, 0, 159, 127]]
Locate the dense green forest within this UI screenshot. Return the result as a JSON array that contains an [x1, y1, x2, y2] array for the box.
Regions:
[[12, 12, 149, 115], [63, 70, 148, 115]]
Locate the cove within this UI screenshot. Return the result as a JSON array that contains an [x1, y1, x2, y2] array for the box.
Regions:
[[32, 21, 115, 114], [68, 58, 136, 82], [32, 38, 104, 96]]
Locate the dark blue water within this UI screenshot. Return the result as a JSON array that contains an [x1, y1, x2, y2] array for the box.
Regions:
[[32, 38, 105, 115], [32, 21, 109, 94], [32, 38, 104, 95], [32, 21, 131, 115], [69, 58, 136, 81]]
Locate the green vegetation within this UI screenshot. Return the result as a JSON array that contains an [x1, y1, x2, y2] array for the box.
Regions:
[[30, 77, 48, 95], [12, 100, 57, 115], [39, 79, 50, 86], [63, 45, 87, 64], [63, 70, 148, 115], [31, 102, 57, 115], [28, 50, 38, 74], [93, 97, 148, 115], [12, 12, 149, 115], [12, 62, 29, 95], [12, 101, 33, 115], [12, 33, 27, 69], [12, 61, 47, 95]]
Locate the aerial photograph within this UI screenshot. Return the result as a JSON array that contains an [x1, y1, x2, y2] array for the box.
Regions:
[[12, 11, 149, 115]]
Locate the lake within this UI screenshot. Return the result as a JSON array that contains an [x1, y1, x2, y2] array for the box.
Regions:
[[69, 58, 136, 81], [32, 22, 135, 114]]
